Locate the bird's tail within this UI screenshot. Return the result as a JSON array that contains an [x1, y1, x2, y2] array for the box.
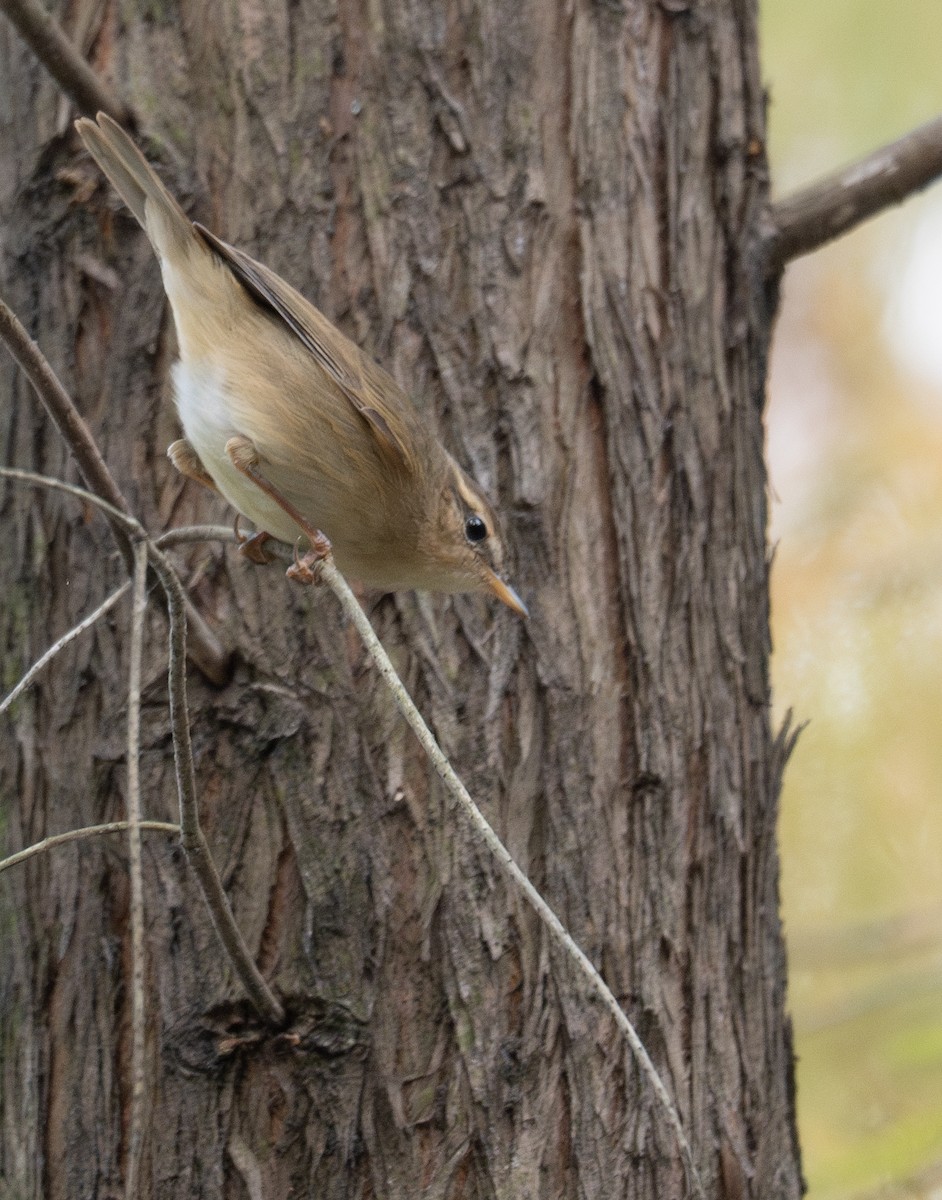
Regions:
[[75, 113, 198, 262]]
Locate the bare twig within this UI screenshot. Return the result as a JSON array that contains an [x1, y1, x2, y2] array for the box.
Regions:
[[156, 524, 239, 548], [124, 541, 148, 1199], [0, 578, 130, 716], [0, 474, 237, 551], [766, 112, 942, 272], [0, 0, 128, 122], [145, 543, 286, 1026], [1, 464, 133, 520], [0, 297, 231, 685], [316, 558, 705, 1200], [0, 302, 135, 531], [0, 821, 179, 874], [0, 467, 282, 1024]]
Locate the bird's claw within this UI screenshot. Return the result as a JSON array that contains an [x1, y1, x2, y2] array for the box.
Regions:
[[233, 515, 276, 564], [286, 541, 329, 586]]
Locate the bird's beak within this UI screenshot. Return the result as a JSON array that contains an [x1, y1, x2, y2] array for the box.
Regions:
[[485, 570, 529, 618]]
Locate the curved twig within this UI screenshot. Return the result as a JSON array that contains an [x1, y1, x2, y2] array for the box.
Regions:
[[0, 578, 131, 717], [0, 821, 179, 874], [156, 524, 239, 548]]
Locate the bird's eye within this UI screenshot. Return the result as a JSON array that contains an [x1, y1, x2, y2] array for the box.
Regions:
[[465, 514, 488, 544]]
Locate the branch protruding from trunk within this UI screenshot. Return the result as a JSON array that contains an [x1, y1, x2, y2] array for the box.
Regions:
[[766, 112, 942, 272]]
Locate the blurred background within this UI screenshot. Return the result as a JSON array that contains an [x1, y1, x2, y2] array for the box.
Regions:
[[762, 1, 942, 1196]]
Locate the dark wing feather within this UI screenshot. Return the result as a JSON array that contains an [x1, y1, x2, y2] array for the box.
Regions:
[[195, 222, 415, 472]]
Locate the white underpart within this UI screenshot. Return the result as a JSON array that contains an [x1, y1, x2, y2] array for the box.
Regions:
[[160, 254, 302, 544], [172, 358, 300, 544]]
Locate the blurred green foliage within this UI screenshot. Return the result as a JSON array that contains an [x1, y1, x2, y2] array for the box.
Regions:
[[762, 2, 942, 1197], [763, 0, 942, 190]]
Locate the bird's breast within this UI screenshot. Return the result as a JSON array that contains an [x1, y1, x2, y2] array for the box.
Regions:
[[172, 358, 303, 545]]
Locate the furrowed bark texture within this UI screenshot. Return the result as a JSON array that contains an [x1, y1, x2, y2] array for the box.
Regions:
[[0, 0, 800, 1197]]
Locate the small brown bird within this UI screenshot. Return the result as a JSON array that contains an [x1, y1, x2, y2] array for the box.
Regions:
[[75, 113, 526, 616]]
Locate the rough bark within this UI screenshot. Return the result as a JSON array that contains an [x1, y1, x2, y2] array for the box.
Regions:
[[0, 0, 800, 1197]]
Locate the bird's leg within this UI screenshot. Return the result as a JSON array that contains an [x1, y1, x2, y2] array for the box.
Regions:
[[225, 434, 331, 585], [167, 438, 218, 492], [170, 438, 275, 563]]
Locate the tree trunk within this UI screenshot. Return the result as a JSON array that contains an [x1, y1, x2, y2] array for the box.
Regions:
[[0, 1, 800, 1197]]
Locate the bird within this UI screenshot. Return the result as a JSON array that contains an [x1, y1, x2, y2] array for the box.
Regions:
[[74, 113, 527, 617]]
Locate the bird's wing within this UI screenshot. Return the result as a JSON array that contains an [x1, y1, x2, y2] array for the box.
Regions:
[[195, 223, 416, 473]]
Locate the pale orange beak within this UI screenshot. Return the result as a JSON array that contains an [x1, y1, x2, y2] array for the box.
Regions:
[[485, 571, 529, 618]]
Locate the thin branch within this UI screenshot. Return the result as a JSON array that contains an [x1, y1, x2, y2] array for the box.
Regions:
[[156, 524, 239, 548], [145, 542, 286, 1026], [0, 465, 144, 532], [317, 558, 705, 1200], [0, 821, 179, 874], [0, 0, 128, 122], [0, 301, 136, 532], [0, 297, 231, 685], [0, 476, 235, 553], [0, 515, 237, 717], [0, 490, 237, 718], [124, 541, 148, 1200], [766, 112, 942, 272], [0, 467, 281, 1023], [0, 578, 130, 717]]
